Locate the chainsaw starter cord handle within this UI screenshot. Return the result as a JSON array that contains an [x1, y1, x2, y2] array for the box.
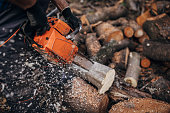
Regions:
[[62, 7, 81, 31]]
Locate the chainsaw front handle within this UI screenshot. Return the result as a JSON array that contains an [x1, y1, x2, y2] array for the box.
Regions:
[[66, 24, 82, 40]]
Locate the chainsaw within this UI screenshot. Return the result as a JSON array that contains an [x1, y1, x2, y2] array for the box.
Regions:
[[32, 14, 115, 94], [32, 17, 80, 65]]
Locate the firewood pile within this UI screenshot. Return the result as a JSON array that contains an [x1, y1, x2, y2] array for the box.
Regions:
[[49, 0, 170, 112]]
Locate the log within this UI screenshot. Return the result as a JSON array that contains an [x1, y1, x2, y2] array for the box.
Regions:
[[81, 2, 127, 25], [112, 48, 130, 70], [143, 40, 170, 61], [95, 22, 123, 43], [64, 77, 109, 113], [124, 52, 141, 87], [143, 13, 170, 41], [141, 57, 151, 68], [123, 26, 134, 38], [73, 54, 115, 94], [109, 98, 170, 113], [85, 33, 101, 57], [94, 39, 138, 65]]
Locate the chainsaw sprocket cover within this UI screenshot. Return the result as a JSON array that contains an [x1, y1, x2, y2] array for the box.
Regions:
[[32, 17, 78, 65]]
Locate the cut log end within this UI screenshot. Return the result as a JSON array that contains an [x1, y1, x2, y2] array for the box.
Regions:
[[134, 28, 144, 38], [141, 58, 151, 68], [99, 69, 115, 94], [124, 77, 138, 87], [124, 26, 134, 38]]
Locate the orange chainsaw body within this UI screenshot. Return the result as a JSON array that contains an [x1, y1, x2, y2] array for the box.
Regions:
[[32, 17, 78, 64]]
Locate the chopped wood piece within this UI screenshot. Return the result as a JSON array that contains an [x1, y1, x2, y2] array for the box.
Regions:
[[95, 22, 122, 43], [136, 10, 151, 26], [112, 48, 130, 70], [85, 33, 101, 57], [143, 13, 170, 41], [124, 26, 134, 38], [109, 98, 170, 113], [64, 77, 109, 113], [141, 57, 151, 68], [106, 31, 124, 42], [124, 52, 141, 87], [73, 55, 115, 94], [134, 28, 144, 38], [143, 40, 170, 61], [94, 39, 138, 65], [81, 3, 127, 25]]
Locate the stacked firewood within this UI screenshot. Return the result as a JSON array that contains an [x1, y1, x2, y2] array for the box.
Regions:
[[61, 0, 170, 112]]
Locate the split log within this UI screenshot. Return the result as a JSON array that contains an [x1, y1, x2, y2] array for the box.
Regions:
[[143, 13, 170, 41], [141, 57, 151, 68], [112, 48, 130, 70], [95, 22, 123, 43], [124, 26, 134, 38], [109, 98, 170, 113], [143, 40, 170, 61], [85, 33, 101, 57], [64, 77, 109, 113], [81, 3, 127, 25], [124, 52, 141, 87], [144, 76, 170, 103], [73, 54, 115, 94], [94, 39, 138, 65]]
